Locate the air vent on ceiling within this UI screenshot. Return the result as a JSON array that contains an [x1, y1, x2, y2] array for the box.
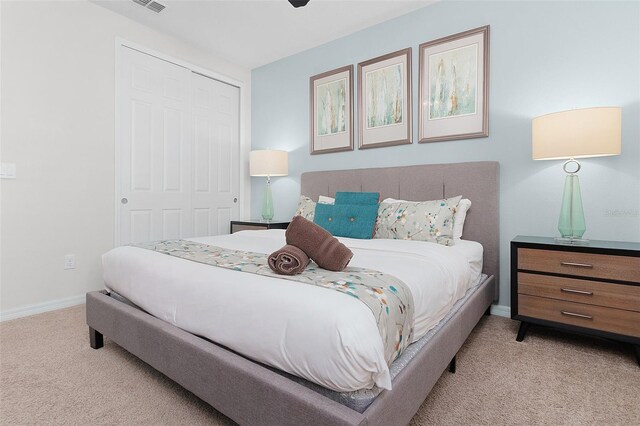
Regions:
[[131, 0, 166, 13], [146, 1, 166, 13]]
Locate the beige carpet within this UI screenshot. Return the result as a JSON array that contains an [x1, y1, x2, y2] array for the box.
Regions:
[[1, 305, 638, 425]]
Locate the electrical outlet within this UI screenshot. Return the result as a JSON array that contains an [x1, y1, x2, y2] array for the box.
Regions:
[[64, 254, 76, 270], [603, 208, 639, 218]]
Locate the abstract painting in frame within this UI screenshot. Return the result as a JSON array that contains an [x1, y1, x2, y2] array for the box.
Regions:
[[310, 65, 354, 154], [357, 48, 412, 149], [419, 26, 489, 143]]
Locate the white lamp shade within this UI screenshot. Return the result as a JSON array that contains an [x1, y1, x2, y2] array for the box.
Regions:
[[532, 107, 621, 160], [249, 150, 288, 177]]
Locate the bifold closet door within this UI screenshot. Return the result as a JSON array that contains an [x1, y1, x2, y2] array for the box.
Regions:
[[191, 73, 240, 237], [119, 47, 193, 245], [118, 47, 240, 245]]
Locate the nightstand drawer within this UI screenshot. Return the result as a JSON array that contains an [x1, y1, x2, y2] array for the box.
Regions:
[[518, 272, 640, 312], [518, 248, 640, 282], [518, 294, 640, 338]]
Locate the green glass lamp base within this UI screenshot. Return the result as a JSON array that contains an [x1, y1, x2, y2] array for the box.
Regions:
[[557, 173, 586, 240], [261, 179, 274, 221]]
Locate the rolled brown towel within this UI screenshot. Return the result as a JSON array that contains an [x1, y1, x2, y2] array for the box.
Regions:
[[285, 215, 353, 272], [268, 244, 310, 275]]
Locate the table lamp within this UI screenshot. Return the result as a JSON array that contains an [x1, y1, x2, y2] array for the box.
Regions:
[[532, 107, 621, 243], [250, 150, 288, 221]]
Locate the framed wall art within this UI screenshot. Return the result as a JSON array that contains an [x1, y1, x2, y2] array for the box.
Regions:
[[418, 26, 490, 143], [309, 65, 354, 154], [357, 48, 412, 149]]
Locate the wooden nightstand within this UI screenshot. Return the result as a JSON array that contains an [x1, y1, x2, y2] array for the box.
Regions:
[[230, 220, 290, 234], [511, 236, 640, 365]]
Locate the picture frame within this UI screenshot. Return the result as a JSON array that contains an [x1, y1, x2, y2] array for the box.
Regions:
[[309, 65, 354, 154], [357, 48, 412, 149], [418, 26, 490, 143]]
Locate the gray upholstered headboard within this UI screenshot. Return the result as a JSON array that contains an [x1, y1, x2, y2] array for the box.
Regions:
[[301, 161, 500, 292]]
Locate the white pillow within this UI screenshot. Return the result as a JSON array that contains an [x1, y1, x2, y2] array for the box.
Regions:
[[453, 199, 471, 239], [382, 197, 471, 239], [318, 195, 335, 205]]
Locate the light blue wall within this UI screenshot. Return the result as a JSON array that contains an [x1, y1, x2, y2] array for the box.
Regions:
[[251, 1, 640, 307]]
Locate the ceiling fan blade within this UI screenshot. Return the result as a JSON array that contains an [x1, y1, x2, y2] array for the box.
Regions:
[[288, 0, 310, 8]]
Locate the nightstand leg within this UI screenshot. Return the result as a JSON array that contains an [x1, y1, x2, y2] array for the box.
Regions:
[[633, 345, 640, 367], [516, 322, 529, 342]]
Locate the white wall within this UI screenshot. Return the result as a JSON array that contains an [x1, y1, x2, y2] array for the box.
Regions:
[[0, 0, 252, 317]]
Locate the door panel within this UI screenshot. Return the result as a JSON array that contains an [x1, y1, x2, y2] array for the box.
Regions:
[[162, 209, 183, 240], [194, 208, 211, 237], [163, 108, 184, 192], [131, 100, 153, 191], [217, 124, 233, 192], [216, 207, 232, 236], [194, 116, 211, 192], [130, 210, 152, 244]]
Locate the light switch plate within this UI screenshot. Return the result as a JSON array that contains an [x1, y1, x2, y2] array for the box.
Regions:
[[0, 163, 17, 179], [64, 254, 76, 270]]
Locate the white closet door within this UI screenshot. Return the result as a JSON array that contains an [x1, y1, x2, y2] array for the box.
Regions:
[[119, 47, 193, 244], [191, 73, 240, 237]]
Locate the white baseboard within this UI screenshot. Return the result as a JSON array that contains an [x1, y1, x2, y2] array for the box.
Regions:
[[490, 304, 511, 318], [0, 294, 85, 322]]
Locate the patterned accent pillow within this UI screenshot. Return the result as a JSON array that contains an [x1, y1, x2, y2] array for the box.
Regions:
[[374, 196, 462, 246], [294, 195, 316, 221]]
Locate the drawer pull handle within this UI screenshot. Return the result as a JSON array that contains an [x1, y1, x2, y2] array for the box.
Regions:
[[561, 311, 593, 320], [561, 288, 593, 296], [560, 261, 593, 268]]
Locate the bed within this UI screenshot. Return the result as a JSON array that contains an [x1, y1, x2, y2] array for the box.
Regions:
[[86, 161, 499, 425]]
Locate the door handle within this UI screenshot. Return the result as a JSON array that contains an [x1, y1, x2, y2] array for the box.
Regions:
[[121, 198, 128, 205]]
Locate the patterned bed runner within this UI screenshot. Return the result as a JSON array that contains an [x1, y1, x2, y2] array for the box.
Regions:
[[134, 239, 414, 364]]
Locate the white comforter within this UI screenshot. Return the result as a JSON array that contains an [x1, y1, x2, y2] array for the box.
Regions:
[[102, 230, 482, 392]]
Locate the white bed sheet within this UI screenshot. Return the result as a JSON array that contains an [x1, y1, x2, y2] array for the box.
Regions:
[[102, 230, 483, 392]]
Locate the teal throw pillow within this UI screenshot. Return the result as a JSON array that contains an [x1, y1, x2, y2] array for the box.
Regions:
[[313, 203, 378, 239], [335, 191, 380, 205]]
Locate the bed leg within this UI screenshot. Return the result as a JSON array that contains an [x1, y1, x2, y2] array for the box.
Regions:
[[633, 345, 640, 367], [448, 356, 456, 374], [516, 322, 529, 342], [89, 327, 104, 349], [484, 306, 491, 316]]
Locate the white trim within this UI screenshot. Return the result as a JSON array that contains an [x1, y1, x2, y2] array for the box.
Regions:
[[490, 304, 511, 318], [115, 38, 244, 88], [113, 38, 248, 247], [0, 294, 85, 322], [114, 38, 122, 247]]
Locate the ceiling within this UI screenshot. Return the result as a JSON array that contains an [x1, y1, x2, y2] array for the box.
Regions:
[[93, 0, 435, 69]]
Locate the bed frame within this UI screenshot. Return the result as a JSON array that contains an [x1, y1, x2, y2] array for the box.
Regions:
[[86, 161, 499, 426]]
